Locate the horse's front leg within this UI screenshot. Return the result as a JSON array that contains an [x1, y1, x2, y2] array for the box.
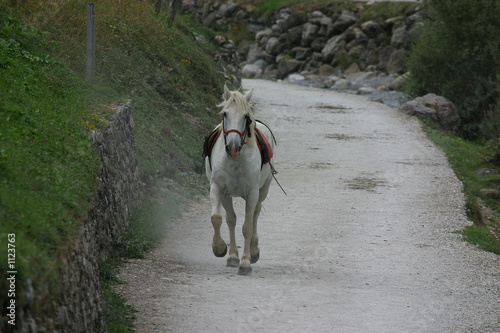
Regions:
[[239, 190, 258, 276], [210, 184, 227, 258], [222, 197, 239, 267]]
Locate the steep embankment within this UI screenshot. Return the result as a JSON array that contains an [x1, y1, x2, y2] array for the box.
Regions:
[[0, 1, 233, 332]]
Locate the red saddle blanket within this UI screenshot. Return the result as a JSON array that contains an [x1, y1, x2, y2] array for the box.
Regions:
[[203, 121, 274, 170]]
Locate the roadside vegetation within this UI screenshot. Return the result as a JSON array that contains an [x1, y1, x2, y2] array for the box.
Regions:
[[1, 0, 225, 331], [406, 0, 500, 254]]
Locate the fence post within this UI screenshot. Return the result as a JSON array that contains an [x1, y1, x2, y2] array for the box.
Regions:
[[86, 3, 96, 83]]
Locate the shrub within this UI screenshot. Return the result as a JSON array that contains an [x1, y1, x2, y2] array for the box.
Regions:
[[405, 0, 500, 139]]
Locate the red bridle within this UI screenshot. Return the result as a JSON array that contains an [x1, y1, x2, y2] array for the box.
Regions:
[[222, 116, 251, 144]]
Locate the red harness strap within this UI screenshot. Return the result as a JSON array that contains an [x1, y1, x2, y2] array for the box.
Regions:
[[255, 128, 273, 168]]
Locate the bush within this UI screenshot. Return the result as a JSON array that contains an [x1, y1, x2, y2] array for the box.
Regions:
[[405, 0, 500, 139]]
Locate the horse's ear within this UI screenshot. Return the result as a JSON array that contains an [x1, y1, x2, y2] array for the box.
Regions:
[[223, 83, 231, 100], [244, 87, 254, 102]]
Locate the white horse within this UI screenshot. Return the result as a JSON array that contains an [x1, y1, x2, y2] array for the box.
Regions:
[[205, 84, 275, 276]]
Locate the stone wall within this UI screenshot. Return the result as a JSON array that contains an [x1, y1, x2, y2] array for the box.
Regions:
[[190, 0, 422, 90], [13, 101, 141, 333], [56, 100, 141, 333]]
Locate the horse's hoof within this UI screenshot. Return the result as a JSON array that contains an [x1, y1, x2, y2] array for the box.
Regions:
[[212, 244, 227, 258], [250, 252, 260, 264], [238, 265, 252, 276], [227, 257, 240, 267]]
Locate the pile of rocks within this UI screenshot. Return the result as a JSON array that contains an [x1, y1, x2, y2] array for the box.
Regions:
[[191, 1, 422, 92]]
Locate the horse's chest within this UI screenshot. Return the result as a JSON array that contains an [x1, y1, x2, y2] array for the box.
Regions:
[[213, 165, 258, 197]]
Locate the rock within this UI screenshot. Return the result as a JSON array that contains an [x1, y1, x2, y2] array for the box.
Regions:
[[321, 35, 345, 63], [391, 24, 408, 47], [399, 93, 461, 131], [346, 28, 368, 45], [385, 16, 405, 29], [246, 42, 273, 64], [265, 37, 281, 55], [253, 59, 268, 70], [278, 10, 305, 31], [386, 49, 407, 74], [301, 22, 320, 46], [322, 75, 339, 87], [291, 47, 313, 60], [277, 59, 303, 79], [361, 20, 380, 38], [241, 63, 263, 78], [388, 74, 407, 91], [475, 168, 500, 176], [309, 10, 325, 19], [319, 64, 337, 78], [214, 35, 227, 46], [400, 100, 438, 121], [194, 33, 206, 44], [263, 65, 279, 79], [327, 14, 357, 36], [271, 24, 282, 35], [344, 62, 361, 76], [331, 79, 349, 90], [347, 71, 377, 88], [377, 45, 395, 71], [357, 87, 376, 95], [218, 3, 238, 18], [255, 28, 273, 43], [282, 25, 301, 45], [311, 37, 327, 51], [287, 73, 305, 83]]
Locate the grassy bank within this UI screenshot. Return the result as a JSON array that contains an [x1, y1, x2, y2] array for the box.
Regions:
[[423, 122, 500, 255], [1, 0, 225, 330]]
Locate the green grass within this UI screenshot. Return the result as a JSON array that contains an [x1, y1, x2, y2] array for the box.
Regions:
[[423, 121, 500, 255], [0, 12, 119, 315], [238, 0, 418, 21], [462, 226, 500, 255]]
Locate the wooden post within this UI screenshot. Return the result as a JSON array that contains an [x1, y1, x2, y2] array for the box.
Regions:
[[86, 3, 96, 83]]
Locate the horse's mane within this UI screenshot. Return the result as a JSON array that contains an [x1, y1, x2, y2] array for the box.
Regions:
[[218, 90, 256, 145]]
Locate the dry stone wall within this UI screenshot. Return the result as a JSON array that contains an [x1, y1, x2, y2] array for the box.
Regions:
[[57, 101, 141, 333], [189, 0, 422, 90], [14, 101, 141, 333]]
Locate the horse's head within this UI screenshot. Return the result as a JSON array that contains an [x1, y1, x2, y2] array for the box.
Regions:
[[219, 84, 255, 159]]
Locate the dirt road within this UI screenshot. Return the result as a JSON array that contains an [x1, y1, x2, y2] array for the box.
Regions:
[[117, 79, 500, 332]]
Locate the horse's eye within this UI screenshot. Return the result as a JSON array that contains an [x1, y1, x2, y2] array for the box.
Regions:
[[223, 112, 227, 118]]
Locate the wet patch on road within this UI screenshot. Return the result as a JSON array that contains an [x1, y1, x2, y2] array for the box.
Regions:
[[345, 176, 388, 192]]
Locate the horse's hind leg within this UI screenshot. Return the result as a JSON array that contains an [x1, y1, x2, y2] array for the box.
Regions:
[[210, 185, 227, 258], [222, 197, 239, 267]]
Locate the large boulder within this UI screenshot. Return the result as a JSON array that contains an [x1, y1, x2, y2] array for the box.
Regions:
[[400, 93, 461, 131]]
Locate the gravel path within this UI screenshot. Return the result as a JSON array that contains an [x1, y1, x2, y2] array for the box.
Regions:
[[117, 79, 500, 332]]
